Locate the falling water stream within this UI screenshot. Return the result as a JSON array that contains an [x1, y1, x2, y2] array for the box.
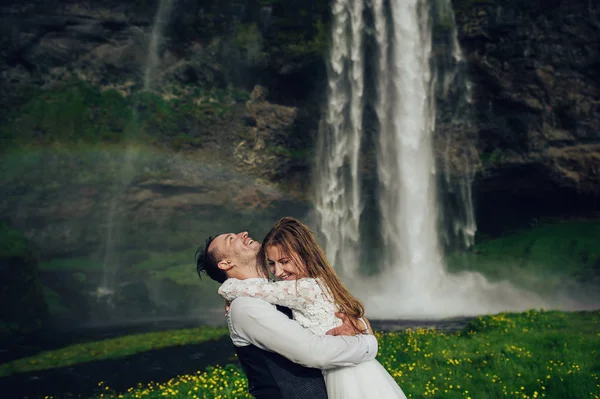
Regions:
[[316, 0, 552, 318], [144, 0, 175, 91], [315, 0, 365, 277], [100, 0, 174, 295]]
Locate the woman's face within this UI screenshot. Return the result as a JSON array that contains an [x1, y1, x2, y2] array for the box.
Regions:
[[266, 244, 306, 281]]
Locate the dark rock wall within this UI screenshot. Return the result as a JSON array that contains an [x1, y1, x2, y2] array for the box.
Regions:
[[0, 0, 598, 238], [0, 222, 48, 339], [454, 0, 600, 232], [1, 0, 598, 329]]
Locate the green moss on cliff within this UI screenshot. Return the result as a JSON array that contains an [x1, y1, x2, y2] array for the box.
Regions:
[[256, 1, 330, 70], [479, 148, 507, 165], [0, 221, 29, 259], [44, 287, 71, 317], [0, 81, 248, 151], [233, 23, 267, 64], [39, 258, 104, 271], [0, 82, 131, 146], [272, 18, 328, 60]]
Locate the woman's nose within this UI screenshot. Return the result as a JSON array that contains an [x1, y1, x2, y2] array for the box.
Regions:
[[272, 263, 283, 278]]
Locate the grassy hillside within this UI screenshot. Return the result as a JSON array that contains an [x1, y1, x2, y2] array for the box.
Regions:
[[446, 221, 600, 293]]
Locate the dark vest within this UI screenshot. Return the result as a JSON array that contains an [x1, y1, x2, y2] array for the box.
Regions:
[[235, 306, 328, 399]]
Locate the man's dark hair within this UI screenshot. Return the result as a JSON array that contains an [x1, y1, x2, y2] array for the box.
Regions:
[[195, 236, 228, 283]]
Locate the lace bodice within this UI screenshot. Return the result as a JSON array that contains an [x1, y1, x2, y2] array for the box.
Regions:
[[219, 278, 343, 335]]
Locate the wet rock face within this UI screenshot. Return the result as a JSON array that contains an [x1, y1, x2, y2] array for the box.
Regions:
[[459, 1, 600, 154], [0, 150, 310, 258], [234, 85, 306, 181], [0, 0, 326, 98], [0, 0, 250, 106], [0, 0, 598, 238], [1, 2, 149, 87], [452, 0, 600, 230]]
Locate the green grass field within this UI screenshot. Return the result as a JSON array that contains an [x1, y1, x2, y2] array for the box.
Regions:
[[0, 327, 228, 377], [96, 310, 600, 399], [376, 310, 600, 398], [446, 221, 600, 294], [3, 310, 598, 398], [97, 310, 598, 399]]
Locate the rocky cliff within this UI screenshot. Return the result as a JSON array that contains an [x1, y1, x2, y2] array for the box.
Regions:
[[454, 0, 600, 230], [0, 221, 48, 339], [1, 0, 599, 326], [0, 0, 598, 249]]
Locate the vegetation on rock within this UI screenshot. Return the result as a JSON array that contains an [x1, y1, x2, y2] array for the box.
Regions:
[[447, 221, 600, 295], [0, 81, 249, 151], [0, 221, 48, 339], [0, 220, 30, 259]]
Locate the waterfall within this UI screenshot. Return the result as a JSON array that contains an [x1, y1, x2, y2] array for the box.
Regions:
[[432, 0, 478, 251], [379, 0, 445, 294], [316, 0, 549, 318], [100, 147, 140, 293], [100, 0, 174, 294], [315, 0, 365, 277], [144, 0, 175, 91]]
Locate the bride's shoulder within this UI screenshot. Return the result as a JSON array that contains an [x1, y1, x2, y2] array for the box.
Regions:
[[296, 277, 329, 294], [296, 277, 320, 286]]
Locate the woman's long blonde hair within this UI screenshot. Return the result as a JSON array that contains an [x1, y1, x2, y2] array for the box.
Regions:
[[259, 217, 366, 332]]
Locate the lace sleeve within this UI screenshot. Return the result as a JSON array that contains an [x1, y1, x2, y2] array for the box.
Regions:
[[219, 277, 325, 310]]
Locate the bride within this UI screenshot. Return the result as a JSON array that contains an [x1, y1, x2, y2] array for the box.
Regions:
[[219, 217, 406, 399]]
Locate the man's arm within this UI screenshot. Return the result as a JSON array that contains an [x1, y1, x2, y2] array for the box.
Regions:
[[326, 313, 373, 336], [229, 297, 378, 370]]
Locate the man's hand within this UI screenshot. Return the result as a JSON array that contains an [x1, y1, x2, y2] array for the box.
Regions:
[[224, 300, 231, 316], [326, 313, 373, 336]]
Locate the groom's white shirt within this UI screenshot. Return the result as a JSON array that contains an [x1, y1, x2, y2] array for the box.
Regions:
[[227, 296, 378, 370]]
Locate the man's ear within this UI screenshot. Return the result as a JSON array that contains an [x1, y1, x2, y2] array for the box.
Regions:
[[217, 259, 233, 271]]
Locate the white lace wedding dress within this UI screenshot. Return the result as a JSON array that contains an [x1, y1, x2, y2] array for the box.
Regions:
[[219, 277, 407, 399]]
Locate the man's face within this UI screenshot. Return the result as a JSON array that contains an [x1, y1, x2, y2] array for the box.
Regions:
[[209, 231, 261, 269]]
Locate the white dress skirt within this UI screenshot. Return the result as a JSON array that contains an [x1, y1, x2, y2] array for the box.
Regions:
[[219, 277, 407, 398], [325, 358, 406, 398]]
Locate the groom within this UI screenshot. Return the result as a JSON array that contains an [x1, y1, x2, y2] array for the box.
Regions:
[[196, 231, 378, 399]]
